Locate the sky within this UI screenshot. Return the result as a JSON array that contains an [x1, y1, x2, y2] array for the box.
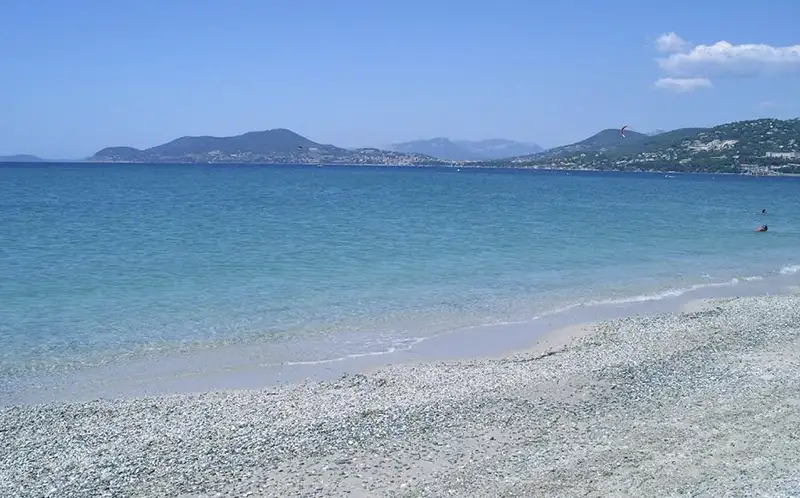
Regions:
[[2, 0, 800, 158]]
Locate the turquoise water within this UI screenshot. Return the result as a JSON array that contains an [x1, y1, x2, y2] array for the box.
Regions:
[[2, 163, 800, 401]]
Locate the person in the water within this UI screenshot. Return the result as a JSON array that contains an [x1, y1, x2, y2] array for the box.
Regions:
[[755, 224, 768, 232], [762, 208, 766, 214]]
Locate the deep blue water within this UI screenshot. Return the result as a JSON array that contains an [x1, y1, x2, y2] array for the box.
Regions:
[[2, 163, 799, 401]]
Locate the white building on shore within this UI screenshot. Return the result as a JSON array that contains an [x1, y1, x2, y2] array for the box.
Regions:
[[765, 151, 800, 159]]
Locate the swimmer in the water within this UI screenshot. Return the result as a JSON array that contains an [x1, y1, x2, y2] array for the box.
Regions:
[[755, 224, 768, 232], [762, 208, 766, 214]]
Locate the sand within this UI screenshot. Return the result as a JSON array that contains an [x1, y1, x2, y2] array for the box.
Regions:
[[2, 293, 800, 497]]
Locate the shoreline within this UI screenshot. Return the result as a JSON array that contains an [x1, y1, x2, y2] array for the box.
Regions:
[[4, 268, 799, 407], [9, 160, 800, 177], [3, 291, 800, 496]]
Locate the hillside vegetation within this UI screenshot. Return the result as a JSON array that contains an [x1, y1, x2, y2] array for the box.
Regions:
[[91, 129, 443, 166], [495, 118, 800, 174]]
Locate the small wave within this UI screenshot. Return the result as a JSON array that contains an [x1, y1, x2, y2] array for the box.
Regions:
[[573, 275, 762, 308], [401, 268, 793, 348], [735, 276, 765, 282], [524, 278, 739, 317], [298, 266, 797, 365], [272, 274, 770, 369], [280, 337, 426, 366], [523, 276, 764, 318]]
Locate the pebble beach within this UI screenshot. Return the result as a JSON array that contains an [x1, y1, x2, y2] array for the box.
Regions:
[[3, 292, 800, 497]]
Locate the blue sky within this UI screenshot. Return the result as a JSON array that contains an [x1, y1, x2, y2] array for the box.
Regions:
[[2, 0, 800, 158]]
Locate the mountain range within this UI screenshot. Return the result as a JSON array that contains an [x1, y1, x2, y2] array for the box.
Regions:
[[89, 131, 544, 165], [90, 129, 445, 166], [5, 117, 799, 175], [388, 137, 543, 161]]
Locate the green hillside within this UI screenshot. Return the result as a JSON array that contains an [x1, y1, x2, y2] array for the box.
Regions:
[[497, 118, 800, 174]]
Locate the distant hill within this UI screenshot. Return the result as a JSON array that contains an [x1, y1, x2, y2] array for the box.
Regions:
[[390, 138, 475, 161], [389, 137, 543, 161], [522, 128, 649, 160], [90, 129, 444, 166], [86, 118, 800, 174], [495, 118, 800, 175], [455, 138, 544, 159], [0, 154, 46, 162]]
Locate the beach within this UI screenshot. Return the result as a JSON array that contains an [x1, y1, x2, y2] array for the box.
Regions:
[[3, 292, 800, 497]]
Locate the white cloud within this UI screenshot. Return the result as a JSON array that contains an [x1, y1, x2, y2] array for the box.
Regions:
[[651, 33, 800, 92], [655, 32, 689, 53], [654, 77, 713, 93], [658, 39, 800, 77]]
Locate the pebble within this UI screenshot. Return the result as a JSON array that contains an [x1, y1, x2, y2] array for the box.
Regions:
[[1, 294, 800, 497]]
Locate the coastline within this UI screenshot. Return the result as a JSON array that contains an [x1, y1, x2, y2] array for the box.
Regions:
[[10, 160, 800, 177], [3, 291, 800, 497], [4, 266, 798, 408]]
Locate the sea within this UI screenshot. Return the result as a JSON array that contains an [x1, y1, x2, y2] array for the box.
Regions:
[[2, 163, 799, 405]]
